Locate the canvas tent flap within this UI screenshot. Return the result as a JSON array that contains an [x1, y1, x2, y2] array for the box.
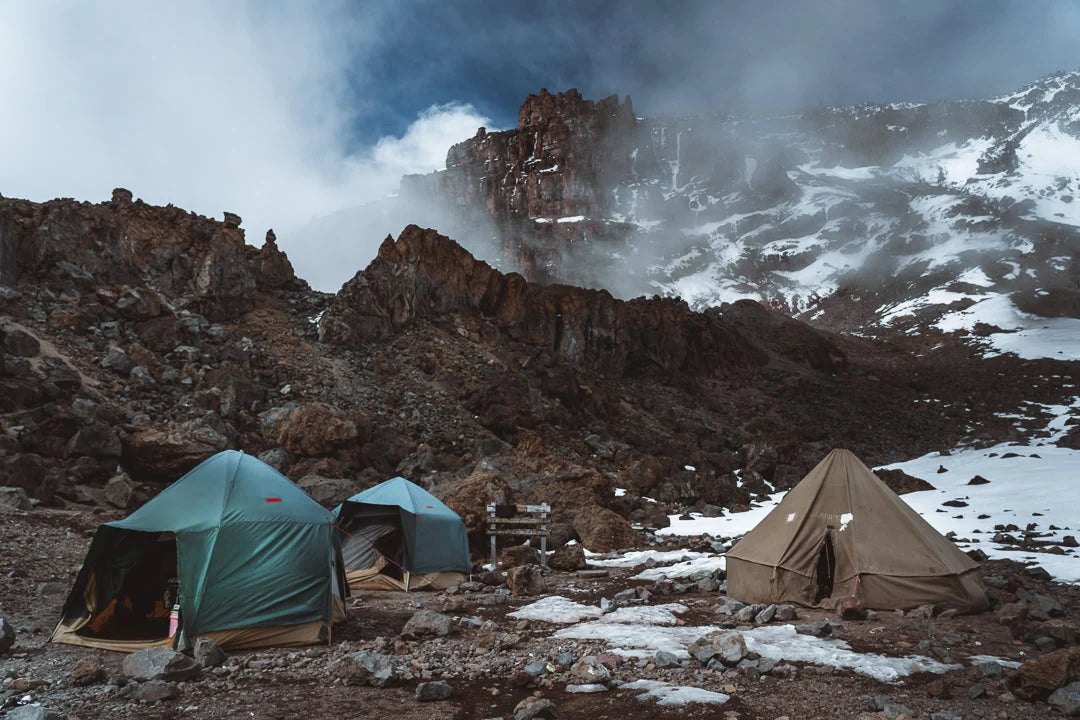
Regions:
[[726, 449, 988, 612]]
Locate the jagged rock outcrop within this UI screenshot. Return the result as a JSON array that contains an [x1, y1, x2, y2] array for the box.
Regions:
[[320, 225, 768, 378]]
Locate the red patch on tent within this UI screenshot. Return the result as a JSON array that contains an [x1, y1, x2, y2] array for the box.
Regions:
[[426, 505, 434, 508], [265, 497, 282, 502]]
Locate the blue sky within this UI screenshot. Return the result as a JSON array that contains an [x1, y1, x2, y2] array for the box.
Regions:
[[1, 1, 1078, 289]]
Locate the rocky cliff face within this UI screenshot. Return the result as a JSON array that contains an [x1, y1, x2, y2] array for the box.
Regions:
[[320, 225, 773, 378], [406, 70, 1080, 341], [0, 192, 1071, 539]]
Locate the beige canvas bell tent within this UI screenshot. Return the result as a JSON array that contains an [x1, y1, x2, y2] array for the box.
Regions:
[[726, 449, 988, 612]]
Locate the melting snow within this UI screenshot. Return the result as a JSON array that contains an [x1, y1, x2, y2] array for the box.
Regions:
[[743, 625, 960, 682], [620, 679, 730, 706], [585, 549, 710, 568], [508, 596, 602, 624], [631, 555, 727, 580]]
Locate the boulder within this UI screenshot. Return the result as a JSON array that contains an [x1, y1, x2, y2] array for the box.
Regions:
[[296, 475, 364, 508], [836, 596, 867, 620], [68, 654, 105, 686], [272, 403, 359, 456], [103, 475, 136, 509], [500, 544, 541, 568], [545, 522, 579, 550], [1, 617, 16, 652], [508, 564, 547, 596], [415, 680, 453, 702], [569, 656, 611, 685], [688, 631, 748, 666], [573, 505, 638, 552], [402, 609, 453, 638], [0, 486, 32, 511], [548, 543, 587, 571], [3, 327, 40, 357], [1006, 646, 1080, 701], [332, 650, 396, 687], [116, 288, 163, 321], [1049, 681, 1080, 717], [514, 696, 560, 720], [121, 647, 201, 682], [873, 468, 935, 494], [617, 455, 665, 495], [68, 421, 122, 459], [193, 637, 226, 668], [131, 679, 182, 703], [122, 419, 228, 483]]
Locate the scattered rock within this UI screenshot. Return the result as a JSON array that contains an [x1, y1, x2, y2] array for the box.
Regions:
[[654, 650, 679, 668], [507, 564, 547, 596], [836, 596, 867, 620], [1049, 681, 1080, 717], [415, 680, 453, 702], [500, 544, 542, 568], [548, 543, 587, 571], [332, 650, 396, 687], [121, 647, 201, 682], [1006, 646, 1080, 701], [968, 475, 990, 485], [689, 631, 748, 666], [131, 679, 182, 703], [0, 617, 16, 652], [514, 696, 560, 720], [68, 654, 105, 686], [402, 609, 453, 638], [573, 506, 638, 552], [193, 637, 226, 668], [0, 486, 32, 511], [569, 656, 611, 685]]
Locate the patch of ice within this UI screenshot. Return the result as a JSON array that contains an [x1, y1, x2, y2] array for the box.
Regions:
[[557, 215, 586, 223], [508, 596, 602, 624], [968, 655, 1022, 669], [620, 679, 730, 706], [631, 555, 727, 580], [743, 625, 959, 682], [614, 487, 627, 497], [839, 512, 853, 531], [557, 622, 716, 659], [586, 550, 710, 568], [685, 465, 696, 471], [786, 512, 797, 523]]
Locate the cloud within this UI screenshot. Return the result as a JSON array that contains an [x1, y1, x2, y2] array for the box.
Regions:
[[0, 1, 490, 291]]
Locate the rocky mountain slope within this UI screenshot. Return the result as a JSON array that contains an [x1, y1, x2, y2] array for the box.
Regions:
[[406, 70, 1080, 343]]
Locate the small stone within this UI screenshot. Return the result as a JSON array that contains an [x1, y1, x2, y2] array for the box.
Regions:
[[69, 654, 105, 686], [836, 596, 867, 620], [1049, 681, 1080, 716], [194, 637, 226, 668], [513, 696, 559, 720], [131, 679, 182, 703], [332, 651, 395, 687], [654, 650, 679, 668], [0, 487, 32, 512], [121, 647, 201, 682], [402, 609, 453, 638], [755, 604, 777, 624], [416, 680, 453, 702], [0, 617, 16, 652], [968, 682, 986, 699], [569, 656, 610, 685]]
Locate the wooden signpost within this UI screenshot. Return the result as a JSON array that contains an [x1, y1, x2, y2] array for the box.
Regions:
[[487, 502, 550, 568]]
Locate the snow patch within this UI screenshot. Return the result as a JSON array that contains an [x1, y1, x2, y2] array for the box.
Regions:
[[620, 679, 730, 706]]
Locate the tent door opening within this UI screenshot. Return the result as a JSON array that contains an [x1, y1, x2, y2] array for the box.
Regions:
[[814, 533, 835, 604], [77, 531, 178, 642]]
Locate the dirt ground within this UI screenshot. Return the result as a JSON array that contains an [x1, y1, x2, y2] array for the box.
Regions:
[[2, 508, 1078, 720]]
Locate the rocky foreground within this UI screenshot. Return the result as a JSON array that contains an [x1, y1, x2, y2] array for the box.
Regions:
[[2, 506, 1080, 719]]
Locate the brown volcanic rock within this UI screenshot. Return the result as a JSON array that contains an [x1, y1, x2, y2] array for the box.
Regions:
[[123, 419, 229, 483], [273, 403, 360, 457], [0, 190, 288, 320], [1006, 646, 1080, 701], [874, 468, 935, 494], [321, 225, 767, 379], [574, 505, 639, 552], [435, 470, 514, 558]]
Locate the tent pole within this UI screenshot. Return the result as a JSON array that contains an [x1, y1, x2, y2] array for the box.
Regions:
[[405, 572, 410, 592]]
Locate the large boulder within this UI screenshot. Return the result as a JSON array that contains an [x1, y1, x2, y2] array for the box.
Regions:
[[332, 650, 396, 687], [548, 543, 587, 571], [122, 418, 228, 483], [296, 475, 365, 508], [271, 403, 360, 456], [500, 544, 541, 568], [67, 421, 122, 458], [68, 655, 106, 686], [0, 486, 32, 512], [1049, 682, 1080, 717], [617, 455, 665, 495], [121, 647, 201, 682], [507, 564, 547, 596], [1006, 646, 1080, 701], [573, 505, 638, 552], [0, 617, 15, 652]]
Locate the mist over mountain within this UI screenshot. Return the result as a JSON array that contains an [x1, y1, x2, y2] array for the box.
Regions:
[[394, 69, 1080, 346]]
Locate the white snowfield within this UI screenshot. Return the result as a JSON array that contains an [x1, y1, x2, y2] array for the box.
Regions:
[[618, 679, 730, 706], [513, 594, 959, 683], [658, 398, 1080, 584]]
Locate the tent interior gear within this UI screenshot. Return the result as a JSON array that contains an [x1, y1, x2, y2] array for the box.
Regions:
[[52, 450, 348, 653], [726, 448, 989, 613], [335, 476, 471, 592]]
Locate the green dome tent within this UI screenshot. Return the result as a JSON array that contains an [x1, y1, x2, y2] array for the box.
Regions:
[[52, 450, 347, 653], [334, 476, 471, 591]]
